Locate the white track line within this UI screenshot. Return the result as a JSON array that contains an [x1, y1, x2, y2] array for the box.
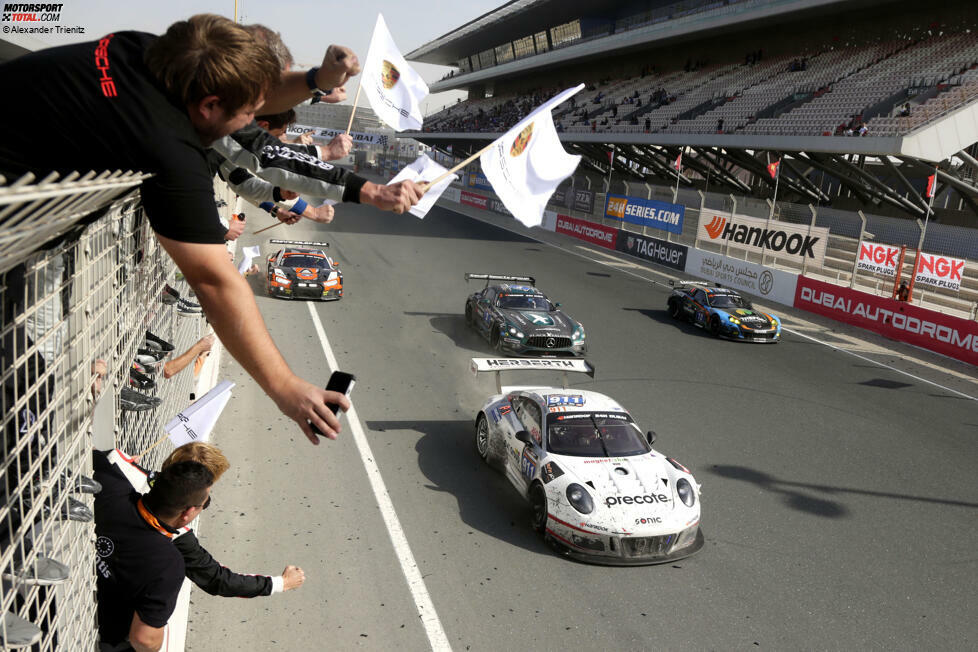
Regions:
[[306, 302, 452, 651], [458, 210, 978, 402]]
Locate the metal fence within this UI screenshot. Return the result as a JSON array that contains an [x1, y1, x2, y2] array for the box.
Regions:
[[0, 175, 226, 649]]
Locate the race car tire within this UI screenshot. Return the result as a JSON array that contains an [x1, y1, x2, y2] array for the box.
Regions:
[[709, 315, 722, 337], [667, 298, 682, 320], [464, 304, 474, 327], [475, 414, 491, 462], [529, 482, 548, 534], [490, 324, 503, 352]]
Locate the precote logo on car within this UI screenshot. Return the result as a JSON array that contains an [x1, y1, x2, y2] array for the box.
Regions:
[[605, 493, 671, 507]]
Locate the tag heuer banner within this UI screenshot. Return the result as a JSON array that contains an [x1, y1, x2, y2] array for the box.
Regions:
[[697, 211, 829, 266]]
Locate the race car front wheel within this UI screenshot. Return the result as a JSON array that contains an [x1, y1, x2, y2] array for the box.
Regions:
[[709, 315, 722, 337], [464, 304, 474, 327], [475, 414, 490, 462], [490, 324, 503, 352], [668, 298, 682, 320], [529, 482, 548, 534]]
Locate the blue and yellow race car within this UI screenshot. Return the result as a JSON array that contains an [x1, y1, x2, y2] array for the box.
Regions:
[[666, 281, 781, 342]]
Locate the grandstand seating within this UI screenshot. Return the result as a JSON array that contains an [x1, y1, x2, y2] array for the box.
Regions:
[[421, 29, 978, 140]]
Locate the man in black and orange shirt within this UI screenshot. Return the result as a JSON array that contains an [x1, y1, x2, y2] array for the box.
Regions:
[[93, 450, 213, 652], [0, 14, 421, 444]]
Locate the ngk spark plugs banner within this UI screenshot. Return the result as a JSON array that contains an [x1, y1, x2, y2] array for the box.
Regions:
[[794, 276, 978, 365], [604, 194, 684, 235], [555, 215, 617, 250], [697, 211, 829, 266], [914, 252, 966, 292], [857, 242, 900, 276], [685, 248, 799, 306]]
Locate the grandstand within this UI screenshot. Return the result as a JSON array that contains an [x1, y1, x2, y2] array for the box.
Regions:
[[406, 0, 978, 226]]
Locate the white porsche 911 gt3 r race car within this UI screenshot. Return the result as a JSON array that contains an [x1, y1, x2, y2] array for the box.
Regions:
[[471, 358, 704, 565]]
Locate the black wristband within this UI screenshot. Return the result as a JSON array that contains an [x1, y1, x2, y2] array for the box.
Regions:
[[305, 67, 332, 95], [272, 186, 283, 203]]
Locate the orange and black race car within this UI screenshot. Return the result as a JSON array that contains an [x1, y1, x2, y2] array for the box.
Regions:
[[266, 240, 343, 301]]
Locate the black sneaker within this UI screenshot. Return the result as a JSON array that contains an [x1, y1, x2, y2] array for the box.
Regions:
[[2, 555, 69, 586], [129, 367, 155, 390], [131, 361, 157, 376], [61, 497, 93, 522], [145, 330, 175, 352], [137, 348, 168, 361], [161, 284, 181, 305], [120, 388, 161, 412], [1, 612, 42, 648], [64, 471, 101, 495]]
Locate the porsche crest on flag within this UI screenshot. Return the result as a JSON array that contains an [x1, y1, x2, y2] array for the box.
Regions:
[[479, 85, 584, 228], [361, 14, 428, 131]]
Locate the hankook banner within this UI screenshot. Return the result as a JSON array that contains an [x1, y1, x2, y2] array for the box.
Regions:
[[697, 211, 829, 266]]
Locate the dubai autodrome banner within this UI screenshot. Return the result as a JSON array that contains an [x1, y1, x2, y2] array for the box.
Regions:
[[551, 188, 596, 213], [554, 214, 617, 250], [684, 248, 799, 306], [287, 125, 389, 146], [697, 211, 829, 266], [460, 190, 488, 210], [794, 276, 978, 365], [914, 252, 966, 292], [856, 241, 901, 276], [616, 231, 687, 272], [605, 194, 684, 235]]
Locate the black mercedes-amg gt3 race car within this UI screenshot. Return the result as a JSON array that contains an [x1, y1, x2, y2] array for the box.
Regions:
[[464, 274, 586, 356]]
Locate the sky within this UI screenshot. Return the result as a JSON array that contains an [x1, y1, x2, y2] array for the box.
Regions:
[[5, 0, 502, 114]]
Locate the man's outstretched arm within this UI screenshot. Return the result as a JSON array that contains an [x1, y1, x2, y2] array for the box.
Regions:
[[154, 235, 350, 444]]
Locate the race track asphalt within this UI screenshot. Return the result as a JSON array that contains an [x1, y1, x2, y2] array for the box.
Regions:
[[186, 200, 978, 651]]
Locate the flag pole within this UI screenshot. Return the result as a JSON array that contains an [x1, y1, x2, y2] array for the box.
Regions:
[[345, 82, 363, 136], [253, 221, 283, 235], [673, 148, 682, 203], [921, 165, 937, 245], [606, 144, 616, 194], [422, 140, 496, 192], [137, 431, 171, 459]]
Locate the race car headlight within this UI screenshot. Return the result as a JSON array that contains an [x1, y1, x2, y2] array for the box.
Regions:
[[273, 269, 291, 285], [507, 326, 524, 339], [566, 483, 594, 514], [572, 325, 586, 343], [677, 478, 695, 507], [727, 316, 741, 325]]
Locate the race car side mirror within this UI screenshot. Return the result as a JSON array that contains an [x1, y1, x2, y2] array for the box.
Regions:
[[515, 430, 533, 445], [646, 431, 656, 444]]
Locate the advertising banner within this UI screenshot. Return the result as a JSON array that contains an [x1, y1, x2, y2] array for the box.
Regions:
[[552, 188, 596, 213], [554, 215, 617, 250], [542, 210, 558, 232], [489, 197, 513, 217], [460, 190, 488, 210], [914, 252, 966, 291], [468, 172, 493, 191], [794, 276, 978, 365], [442, 187, 461, 203], [696, 211, 829, 266], [615, 231, 687, 272], [856, 242, 900, 276], [605, 194, 684, 234], [684, 248, 799, 306], [287, 124, 389, 146]]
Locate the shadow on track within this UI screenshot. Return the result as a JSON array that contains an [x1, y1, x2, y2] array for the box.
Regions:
[[622, 306, 702, 336], [707, 464, 978, 516], [402, 311, 491, 354], [366, 419, 553, 557]]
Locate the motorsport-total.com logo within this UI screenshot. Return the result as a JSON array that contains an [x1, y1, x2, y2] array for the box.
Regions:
[[2, 3, 63, 21]]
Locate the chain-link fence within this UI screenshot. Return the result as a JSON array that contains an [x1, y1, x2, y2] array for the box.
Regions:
[[0, 176, 227, 649]]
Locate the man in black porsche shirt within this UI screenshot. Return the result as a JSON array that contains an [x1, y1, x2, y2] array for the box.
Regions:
[[0, 14, 421, 444], [93, 450, 213, 652]]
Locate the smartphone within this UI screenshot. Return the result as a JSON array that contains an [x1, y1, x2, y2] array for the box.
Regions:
[[309, 371, 356, 436]]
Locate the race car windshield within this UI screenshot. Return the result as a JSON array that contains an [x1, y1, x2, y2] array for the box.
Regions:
[[283, 255, 328, 268], [546, 413, 650, 457], [497, 294, 551, 311], [709, 294, 750, 309]]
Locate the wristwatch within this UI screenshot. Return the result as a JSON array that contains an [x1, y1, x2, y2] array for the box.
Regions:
[[305, 67, 332, 97]]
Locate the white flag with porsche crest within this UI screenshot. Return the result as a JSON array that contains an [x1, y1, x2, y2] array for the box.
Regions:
[[361, 13, 429, 131], [479, 85, 584, 228]]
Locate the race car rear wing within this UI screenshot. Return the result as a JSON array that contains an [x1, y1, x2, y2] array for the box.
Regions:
[[470, 358, 594, 394], [669, 279, 719, 289], [465, 273, 535, 288], [270, 239, 330, 248]]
